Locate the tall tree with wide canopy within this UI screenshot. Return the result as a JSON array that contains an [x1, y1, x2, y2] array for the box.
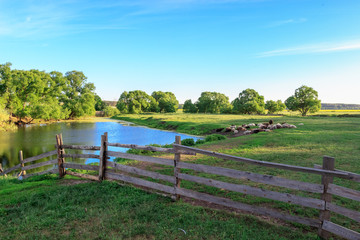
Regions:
[[116, 90, 158, 114], [285, 85, 321, 116], [151, 91, 179, 113], [232, 89, 265, 114], [62, 71, 96, 118], [195, 92, 232, 114]]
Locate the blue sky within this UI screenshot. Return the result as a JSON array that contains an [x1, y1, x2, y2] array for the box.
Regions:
[[1, 0, 360, 104]]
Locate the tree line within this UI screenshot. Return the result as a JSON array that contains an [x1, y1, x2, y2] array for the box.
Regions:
[[1, 62, 322, 123], [116, 86, 321, 116], [0, 63, 97, 122]]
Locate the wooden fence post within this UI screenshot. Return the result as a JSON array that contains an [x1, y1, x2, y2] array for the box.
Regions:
[[318, 156, 335, 239], [173, 136, 181, 201], [98, 132, 108, 182], [19, 150, 26, 177], [56, 134, 66, 178]]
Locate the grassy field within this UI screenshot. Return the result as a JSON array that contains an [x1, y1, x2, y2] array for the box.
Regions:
[[0, 175, 318, 240], [1, 111, 359, 239], [112, 112, 360, 233]]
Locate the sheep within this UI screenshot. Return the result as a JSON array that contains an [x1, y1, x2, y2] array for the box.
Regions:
[[243, 130, 252, 135], [237, 127, 246, 131], [225, 127, 232, 132], [269, 124, 277, 130], [251, 129, 260, 134]]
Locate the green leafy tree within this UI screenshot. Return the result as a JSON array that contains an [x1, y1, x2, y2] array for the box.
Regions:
[[183, 99, 198, 113], [195, 92, 232, 114], [151, 91, 179, 113], [103, 106, 120, 117], [265, 100, 286, 114], [232, 89, 265, 114], [116, 90, 158, 114], [62, 71, 96, 118], [285, 85, 321, 116], [95, 95, 107, 111], [0, 63, 97, 121]]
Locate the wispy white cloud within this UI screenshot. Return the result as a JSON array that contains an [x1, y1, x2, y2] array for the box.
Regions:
[[0, 0, 267, 39], [257, 40, 360, 57], [266, 18, 307, 27]]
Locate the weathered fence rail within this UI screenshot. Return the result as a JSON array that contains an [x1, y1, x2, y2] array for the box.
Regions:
[[1, 132, 359, 240]]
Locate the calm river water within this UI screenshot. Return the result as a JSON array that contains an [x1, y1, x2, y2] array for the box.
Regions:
[[0, 119, 201, 172]]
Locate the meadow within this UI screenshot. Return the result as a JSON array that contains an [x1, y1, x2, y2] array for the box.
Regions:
[[1, 111, 359, 239]]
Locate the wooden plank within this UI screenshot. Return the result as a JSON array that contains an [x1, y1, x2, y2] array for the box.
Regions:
[[106, 161, 174, 183], [326, 203, 360, 223], [56, 134, 65, 177], [174, 136, 181, 200], [107, 151, 174, 167], [22, 150, 58, 164], [174, 144, 349, 178], [63, 163, 99, 171], [22, 159, 58, 171], [107, 142, 195, 155], [19, 150, 26, 177], [1, 164, 21, 176], [22, 169, 57, 179], [63, 154, 100, 159], [105, 172, 175, 195], [177, 161, 324, 193], [328, 184, 360, 202], [66, 171, 99, 181], [322, 221, 360, 240], [314, 164, 360, 183], [98, 132, 108, 181], [176, 188, 320, 228], [178, 173, 325, 210], [61, 145, 101, 150], [318, 156, 335, 239]]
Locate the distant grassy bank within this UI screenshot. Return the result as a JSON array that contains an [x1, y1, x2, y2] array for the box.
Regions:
[[112, 110, 360, 135], [0, 175, 318, 240]]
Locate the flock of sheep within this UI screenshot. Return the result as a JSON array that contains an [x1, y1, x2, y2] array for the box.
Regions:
[[217, 120, 299, 136]]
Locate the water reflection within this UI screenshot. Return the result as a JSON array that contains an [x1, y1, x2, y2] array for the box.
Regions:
[[0, 120, 201, 171]]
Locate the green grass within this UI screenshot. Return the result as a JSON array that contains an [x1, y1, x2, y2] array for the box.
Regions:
[[0, 175, 318, 240], [112, 112, 360, 234], [2, 112, 360, 239]]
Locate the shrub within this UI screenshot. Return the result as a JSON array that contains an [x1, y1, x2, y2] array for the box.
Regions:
[[195, 139, 206, 145], [205, 134, 226, 142], [181, 138, 195, 146], [104, 106, 120, 117]]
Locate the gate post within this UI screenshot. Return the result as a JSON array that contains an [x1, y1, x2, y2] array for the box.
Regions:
[[173, 136, 181, 201], [56, 134, 66, 178], [318, 156, 335, 239], [19, 150, 26, 177], [98, 132, 108, 181]]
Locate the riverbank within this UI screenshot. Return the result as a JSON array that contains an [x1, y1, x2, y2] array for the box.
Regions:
[[0, 109, 16, 131]]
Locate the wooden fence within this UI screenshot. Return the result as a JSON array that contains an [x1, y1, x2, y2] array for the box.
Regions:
[[1, 132, 359, 240]]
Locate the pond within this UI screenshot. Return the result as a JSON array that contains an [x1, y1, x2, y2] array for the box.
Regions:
[[0, 119, 202, 173]]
